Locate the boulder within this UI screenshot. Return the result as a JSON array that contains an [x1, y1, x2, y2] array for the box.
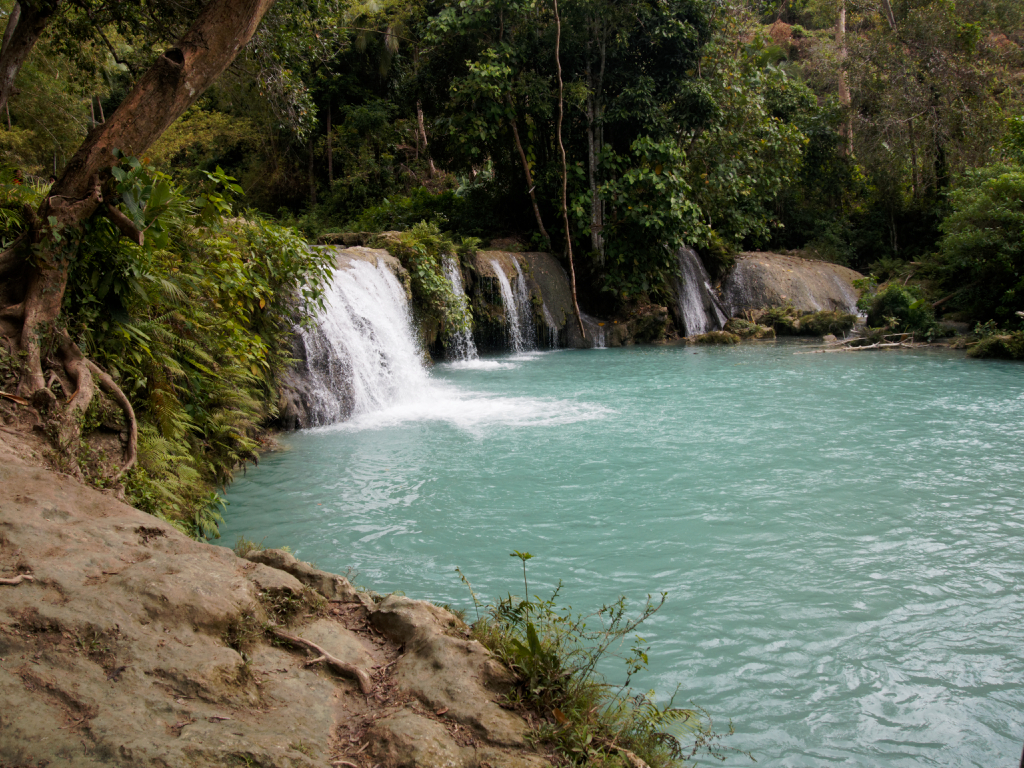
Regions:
[[245, 547, 370, 605], [723, 252, 863, 315]]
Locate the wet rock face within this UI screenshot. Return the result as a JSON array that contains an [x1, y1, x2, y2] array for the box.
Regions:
[[723, 252, 864, 316], [0, 441, 552, 768]]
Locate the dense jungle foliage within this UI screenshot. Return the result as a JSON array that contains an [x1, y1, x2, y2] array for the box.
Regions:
[[0, 0, 1022, 540]]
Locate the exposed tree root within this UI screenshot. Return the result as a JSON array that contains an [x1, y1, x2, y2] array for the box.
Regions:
[[54, 331, 137, 480], [0, 574, 33, 586], [272, 629, 373, 694]]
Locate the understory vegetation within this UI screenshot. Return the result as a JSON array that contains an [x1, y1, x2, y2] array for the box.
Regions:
[[461, 554, 745, 768]]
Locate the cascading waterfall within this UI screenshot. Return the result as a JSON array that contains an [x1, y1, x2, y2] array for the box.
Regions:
[[441, 255, 478, 361], [580, 312, 606, 348], [675, 246, 728, 336], [490, 258, 535, 353], [510, 259, 536, 348], [297, 259, 430, 425], [540, 304, 559, 348]]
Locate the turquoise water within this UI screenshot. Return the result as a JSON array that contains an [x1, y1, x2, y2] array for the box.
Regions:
[[221, 342, 1024, 766]]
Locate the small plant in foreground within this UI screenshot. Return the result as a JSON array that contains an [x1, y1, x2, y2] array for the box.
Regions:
[[460, 556, 749, 767]]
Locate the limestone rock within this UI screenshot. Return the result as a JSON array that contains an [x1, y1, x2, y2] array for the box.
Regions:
[[245, 547, 369, 605], [371, 596, 526, 747], [369, 710, 472, 768], [723, 252, 863, 315]]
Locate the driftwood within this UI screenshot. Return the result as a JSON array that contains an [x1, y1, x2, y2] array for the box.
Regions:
[[272, 629, 372, 694], [0, 573, 33, 585], [796, 332, 928, 354]]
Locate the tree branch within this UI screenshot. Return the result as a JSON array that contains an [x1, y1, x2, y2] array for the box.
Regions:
[[102, 204, 144, 246]]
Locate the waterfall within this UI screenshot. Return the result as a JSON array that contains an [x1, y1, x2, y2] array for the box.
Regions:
[[490, 258, 535, 353], [540, 303, 559, 348], [442, 255, 478, 361], [674, 246, 728, 336], [297, 259, 429, 425], [580, 312, 606, 348]]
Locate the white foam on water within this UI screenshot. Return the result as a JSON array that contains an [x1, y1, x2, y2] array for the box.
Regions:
[[440, 359, 520, 371], [321, 381, 611, 436]]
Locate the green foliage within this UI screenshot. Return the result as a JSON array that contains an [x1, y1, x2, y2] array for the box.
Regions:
[[62, 161, 332, 538], [934, 164, 1024, 324], [466, 556, 740, 767], [798, 310, 857, 337], [594, 138, 707, 300], [759, 304, 800, 335], [381, 221, 473, 340], [686, 28, 811, 250], [863, 283, 938, 335], [692, 331, 740, 345], [967, 330, 1024, 360]]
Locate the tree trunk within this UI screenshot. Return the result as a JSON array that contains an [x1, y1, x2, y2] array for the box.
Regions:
[[0, 0, 64, 116], [585, 34, 605, 263], [326, 101, 333, 185], [879, 0, 898, 33], [553, 0, 585, 339], [836, 0, 853, 157], [14, 0, 278, 398], [416, 101, 436, 178], [506, 97, 550, 248]]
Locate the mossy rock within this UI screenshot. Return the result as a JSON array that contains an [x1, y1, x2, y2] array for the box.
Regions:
[[692, 331, 740, 345], [724, 318, 775, 339], [796, 310, 857, 337], [967, 332, 1024, 360], [759, 305, 800, 335]]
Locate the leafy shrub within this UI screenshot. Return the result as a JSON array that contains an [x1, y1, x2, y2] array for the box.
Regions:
[[724, 318, 775, 339], [934, 164, 1024, 324], [967, 332, 1024, 360], [759, 304, 800, 334], [62, 163, 333, 538], [864, 283, 937, 335], [798, 310, 857, 336], [467, 554, 740, 767], [693, 331, 740, 344], [378, 221, 473, 341]]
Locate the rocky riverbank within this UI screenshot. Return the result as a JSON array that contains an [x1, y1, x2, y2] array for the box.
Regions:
[[0, 427, 552, 768]]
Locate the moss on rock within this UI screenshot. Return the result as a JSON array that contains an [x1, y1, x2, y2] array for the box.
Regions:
[[693, 331, 741, 345]]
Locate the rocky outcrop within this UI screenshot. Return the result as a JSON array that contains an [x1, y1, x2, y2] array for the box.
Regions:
[[471, 251, 588, 350], [722, 252, 863, 316], [0, 431, 552, 768]]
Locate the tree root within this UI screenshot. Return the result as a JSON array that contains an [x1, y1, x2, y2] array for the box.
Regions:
[[272, 629, 373, 694], [0, 301, 24, 320], [0, 574, 34, 586], [56, 331, 137, 480]]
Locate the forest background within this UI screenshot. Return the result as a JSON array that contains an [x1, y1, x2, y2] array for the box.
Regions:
[[0, 0, 1022, 537]]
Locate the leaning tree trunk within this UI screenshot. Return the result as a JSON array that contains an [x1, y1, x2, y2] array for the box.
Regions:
[[7, 0, 277, 474], [0, 0, 65, 116]]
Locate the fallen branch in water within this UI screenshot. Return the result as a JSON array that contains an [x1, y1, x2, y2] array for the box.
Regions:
[[272, 630, 372, 693]]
